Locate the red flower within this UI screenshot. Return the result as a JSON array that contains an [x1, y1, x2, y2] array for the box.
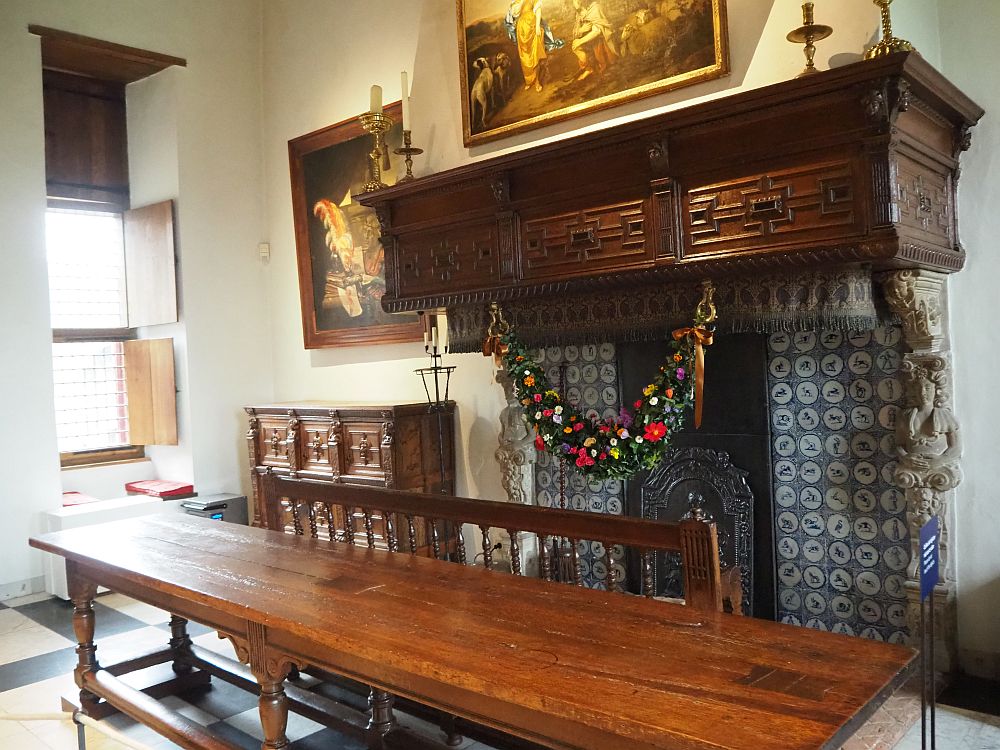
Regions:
[[575, 454, 595, 468], [599, 425, 611, 433], [533, 393, 542, 403], [534, 435, 545, 450], [543, 409, 553, 417], [634, 399, 643, 409], [573, 422, 584, 432], [598, 452, 607, 460], [643, 421, 667, 442]]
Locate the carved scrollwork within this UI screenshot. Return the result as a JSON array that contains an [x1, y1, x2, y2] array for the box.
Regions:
[[381, 419, 395, 487], [220, 622, 304, 683]]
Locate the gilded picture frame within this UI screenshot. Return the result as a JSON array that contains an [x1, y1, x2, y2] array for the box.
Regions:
[[288, 101, 422, 349], [457, 0, 729, 146]]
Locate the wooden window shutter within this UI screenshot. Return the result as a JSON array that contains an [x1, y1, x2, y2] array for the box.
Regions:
[[124, 338, 178, 445], [124, 200, 178, 327]]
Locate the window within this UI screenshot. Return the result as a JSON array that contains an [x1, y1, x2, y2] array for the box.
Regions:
[[46, 208, 134, 459], [39, 56, 180, 467]]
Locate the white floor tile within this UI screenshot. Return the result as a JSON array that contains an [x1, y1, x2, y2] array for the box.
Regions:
[[96, 595, 169, 626], [224, 705, 326, 742], [0, 610, 74, 665]]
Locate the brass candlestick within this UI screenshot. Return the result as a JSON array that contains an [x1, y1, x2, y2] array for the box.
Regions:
[[393, 130, 423, 184], [786, 2, 833, 77], [358, 111, 394, 192], [865, 0, 914, 60]]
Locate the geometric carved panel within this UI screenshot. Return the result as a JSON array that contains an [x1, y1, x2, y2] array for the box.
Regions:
[[685, 161, 858, 257], [522, 200, 650, 280], [895, 156, 953, 247], [397, 224, 499, 297]]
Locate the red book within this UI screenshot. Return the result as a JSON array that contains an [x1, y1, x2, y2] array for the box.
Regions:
[[124, 480, 195, 497]]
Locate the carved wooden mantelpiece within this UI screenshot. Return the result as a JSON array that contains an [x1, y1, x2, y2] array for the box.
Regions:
[[360, 53, 982, 313]]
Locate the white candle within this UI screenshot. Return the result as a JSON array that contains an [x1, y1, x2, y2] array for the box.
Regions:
[[401, 71, 411, 132], [431, 326, 438, 352], [440, 313, 448, 352], [369, 84, 383, 114]]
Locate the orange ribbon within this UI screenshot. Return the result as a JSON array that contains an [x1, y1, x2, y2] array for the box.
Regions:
[[671, 326, 714, 429], [482, 334, 509, 367]]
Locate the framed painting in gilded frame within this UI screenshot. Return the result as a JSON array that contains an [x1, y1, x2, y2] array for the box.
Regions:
[[288, 101, 421, 348], [457, 0, 729, 146]]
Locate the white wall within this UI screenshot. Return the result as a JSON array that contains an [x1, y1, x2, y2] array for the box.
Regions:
[[937, 1, 1000, 678], [0, 0, 272, 592]]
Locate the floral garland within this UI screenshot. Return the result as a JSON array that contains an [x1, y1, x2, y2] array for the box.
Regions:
[[500, 332, 698, 480]]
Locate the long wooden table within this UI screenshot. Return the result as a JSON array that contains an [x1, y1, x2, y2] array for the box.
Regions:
[[31, 516, 915, 750]]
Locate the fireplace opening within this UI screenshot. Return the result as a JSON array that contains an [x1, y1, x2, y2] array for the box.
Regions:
[[618, 334, 777, 619]]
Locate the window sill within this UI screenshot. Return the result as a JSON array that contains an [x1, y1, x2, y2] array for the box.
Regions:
[[61, 456, 151, 472]]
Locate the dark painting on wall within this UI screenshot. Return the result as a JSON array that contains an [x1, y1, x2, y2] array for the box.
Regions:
[[457, 0, 729, 146], [288, 101, 421, 348]]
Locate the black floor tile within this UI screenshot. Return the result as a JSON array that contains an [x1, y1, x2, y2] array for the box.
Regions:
[[290, 726, 367, 749], [205, 719, 260, 750], [16, 598, 148, 641], [0, 601, 7, 609], [0, 646, 76, 692], [179, 680, 258, 720], [940, 675, 1000, 717]]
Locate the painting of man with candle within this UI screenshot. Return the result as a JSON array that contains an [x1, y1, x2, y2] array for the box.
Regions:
[[458, 0, 729, 145], [288, 99, 423, 348]]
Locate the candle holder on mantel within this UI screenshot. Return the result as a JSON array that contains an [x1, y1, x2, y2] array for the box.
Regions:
[[786, 2, 833, 77], [415, 313, 455, 495], [393, 130, 424, 184], [865, 0, 914, 60], [358, 111, 394, 193]]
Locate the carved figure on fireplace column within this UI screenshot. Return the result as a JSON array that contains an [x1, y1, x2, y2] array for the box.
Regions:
[[494, 368, 538, 573], [880, 269, 959, 670], [895, 356, 963, 522]]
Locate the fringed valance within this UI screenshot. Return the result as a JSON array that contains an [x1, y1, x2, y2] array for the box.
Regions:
[[447, 268, 892, 352]]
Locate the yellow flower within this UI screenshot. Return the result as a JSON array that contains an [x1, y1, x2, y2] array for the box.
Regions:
[[673, 353, 683, 363], [523, 375, 535, 387], [563, 426, 573, 434], [643, 384, 656, 397], [545, 390, 560, 401], [583, 437, 596, 447], [521, 398, 530, 406], [610, 448, 620, 459]]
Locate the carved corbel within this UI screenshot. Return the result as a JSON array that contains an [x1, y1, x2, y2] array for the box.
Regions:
[[285, 412, 301, 474], [880, 269, 947, 352], [863, 77, 910, 129], [647, 135, 669, 176]]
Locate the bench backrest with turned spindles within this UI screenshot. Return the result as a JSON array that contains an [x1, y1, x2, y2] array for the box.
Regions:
[[259, 470, 728, 613]]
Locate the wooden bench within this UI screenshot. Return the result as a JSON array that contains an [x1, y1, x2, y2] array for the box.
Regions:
[[259, 470, 733, 613]]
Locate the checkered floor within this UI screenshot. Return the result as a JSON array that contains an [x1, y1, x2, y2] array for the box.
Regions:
[[0, 593, 494, 750]]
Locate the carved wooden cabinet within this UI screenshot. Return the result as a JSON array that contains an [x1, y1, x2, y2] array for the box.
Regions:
[[360, 52, 983, 312], [245, 402, 455, 544]]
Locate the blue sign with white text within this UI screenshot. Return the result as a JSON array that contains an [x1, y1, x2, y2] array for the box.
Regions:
[[920, 515, 940, 602]]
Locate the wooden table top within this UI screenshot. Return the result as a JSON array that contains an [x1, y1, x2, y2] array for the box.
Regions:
[[31, 516, 915, 750]]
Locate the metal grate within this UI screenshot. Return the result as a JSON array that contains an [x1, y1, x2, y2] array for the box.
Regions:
[[52, 341, 130, 452], [45, 209, 127, 328]]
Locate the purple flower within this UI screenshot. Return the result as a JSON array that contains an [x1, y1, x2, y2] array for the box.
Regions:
[[618, 407, 633, 428], [676, 367, 686, 380], [560, 443, 572, 453], [553, 414, 563, 424]]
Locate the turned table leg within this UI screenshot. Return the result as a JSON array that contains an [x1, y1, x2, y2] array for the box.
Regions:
[[67, 563, 100, 714], [168, 615, 194, 674], [257, 676, 290, 750], [368, 687, 396, 741]]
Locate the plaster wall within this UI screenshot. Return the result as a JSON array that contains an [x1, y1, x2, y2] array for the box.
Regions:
[[937, 1, 1000, 678], [0, 0, 271, 591]]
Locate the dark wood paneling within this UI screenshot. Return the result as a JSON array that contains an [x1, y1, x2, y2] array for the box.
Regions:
[[358, 52, 983, 312]]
